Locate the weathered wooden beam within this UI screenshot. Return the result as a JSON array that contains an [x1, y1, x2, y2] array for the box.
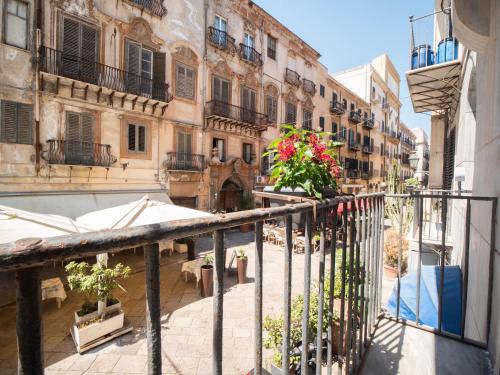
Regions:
[[16, 252, 43, 375], [213, 229, 224, 375], [144, 243, 161, 375]]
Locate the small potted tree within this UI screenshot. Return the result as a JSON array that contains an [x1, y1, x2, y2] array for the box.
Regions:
[[65, 260, 131, 350], [201, 254, 214, 297], [384, 229, 408, 279], [236, 248, 248, 284]]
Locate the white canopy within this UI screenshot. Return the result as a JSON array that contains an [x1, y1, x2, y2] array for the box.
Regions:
[[0, 205, 91, 245], [76, 195, 213, 230]]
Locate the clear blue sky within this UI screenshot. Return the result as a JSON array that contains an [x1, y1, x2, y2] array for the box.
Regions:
[[254, 0, 433, 133]]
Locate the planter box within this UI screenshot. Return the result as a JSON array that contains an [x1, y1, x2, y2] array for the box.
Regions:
[[264, 186, 309, 230], [174, 241, 188, 253], [72, 311, 124, 349], [74, 300, 122, 325]]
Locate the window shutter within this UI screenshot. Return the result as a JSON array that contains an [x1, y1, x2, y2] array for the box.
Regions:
[[176, 64, 186, 97], [126, 40, 141, 94], [138, 126, 146, 152], [61, 16, 81, 77], [185, 68, 194, 99], [80, 24, 98, 84], [319, 116, 324, 131], [213, 76, 221, 101], [66, 112, 81, 141], [1, 101, 18, 143], [81, 113, 94, 143], [17, 103, 33, 145], [221, 80, 230, 103], [65, 112, 82, 164], [153, 51, 166, 101], [128, 124, 136, 151]]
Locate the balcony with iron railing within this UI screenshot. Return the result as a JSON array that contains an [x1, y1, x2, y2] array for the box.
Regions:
[[43, 139, 117, 167], [205, 100, 270, 131], [363, 117, 374, 129], [361, 171, 372, 180], [348, 111, 362, 123], [207, 27, 237, 53], [284, 68, 301, 87], [302, 79, 316, 96], [362, 144, 374, 154], [345, 169, 360, 179], [329, 100, 346, 115], [39, 46, 170, 103], [125, 0, 167, 17], [238, 44, 262, 66], [163, 152, 205, 172], [331, 134, 346, 145], [349, 141, 361, 151]]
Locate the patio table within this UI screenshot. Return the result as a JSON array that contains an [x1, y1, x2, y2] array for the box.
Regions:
[[41, 277, 67, 309]]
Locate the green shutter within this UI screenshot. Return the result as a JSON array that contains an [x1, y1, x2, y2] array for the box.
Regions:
[[17, 103, 33, 145]]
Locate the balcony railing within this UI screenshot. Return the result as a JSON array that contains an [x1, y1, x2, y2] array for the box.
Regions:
[[163, 152, 205, 172], [302, 78, 316, 96], [0, 192, 387, 375], [329, 100, 346, 115], [381, 102, 390, 112], [205, 100, 269, 128], [126, 0, 167, 17], [348, 111, 361, 123], [284, 68, 301, 87], [332, 134, 346, 145], [44, 139, 116, 167], [361, 171, 372, 180], [238, 44, 262, 66], [345, 169, 360, 179], [207, 27, 237, 53], [362, 144, 374, 154], [39, 46, 170, 102], [363, 118, 375, 129], [349, 141, 361, 151]]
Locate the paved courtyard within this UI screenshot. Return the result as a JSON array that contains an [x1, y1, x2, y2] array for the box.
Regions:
[[0, 229, 326, 375]]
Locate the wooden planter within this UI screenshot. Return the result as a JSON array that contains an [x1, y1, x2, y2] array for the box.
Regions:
[[201, 264, 213, 297], [236, 257, 248, 283]]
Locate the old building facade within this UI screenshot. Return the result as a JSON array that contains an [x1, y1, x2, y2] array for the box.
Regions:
[[398, 122, 416, 181], [0, 0, 398, 210]]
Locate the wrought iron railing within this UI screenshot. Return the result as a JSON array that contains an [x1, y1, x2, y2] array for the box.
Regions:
[[302, 78, 316, 96], [163, 152, 205, 172], [0, 192, 386, 375], [205, 100, 269, 127], [238, 44, 262, 66], [126, 0, 167, 17], [330, 101, 346, 115], [363, 118, 375, 129], [348, 111, 361, 123], [349, 141, 361, 151], [285, 68, 301, 87], [207, 27, 237, 53], [345, 169, 360, 179], [362, 144, 374, 154], [361, 171, 372, 180], [39, 46, 170, 102], [44, 139, 116, 167]]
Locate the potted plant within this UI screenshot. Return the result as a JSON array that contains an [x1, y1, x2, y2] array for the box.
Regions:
[[384, 229, 408, 279], [263, 125, 342, 229], [65, 260, 131, 350], [239, 193, 255, 233], [174, 237, 189, 253], [236, 248, 248, 284], [201, 254, 214, 297]]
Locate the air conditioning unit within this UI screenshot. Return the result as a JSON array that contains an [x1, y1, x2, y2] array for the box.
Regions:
[[255, 175, 265, 184]]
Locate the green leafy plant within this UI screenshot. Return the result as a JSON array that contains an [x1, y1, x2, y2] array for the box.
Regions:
[[65, 261, 131, 318], [203, 254, 214, 265], [239, 192, 255, 211], [263, 275, 340, 368], [237, 248, 247, 260], [405, 177, 418, 188], [264, 125, 342, 199]]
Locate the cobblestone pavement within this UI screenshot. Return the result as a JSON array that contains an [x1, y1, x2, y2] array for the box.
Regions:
[[0, 229, 325, 375]]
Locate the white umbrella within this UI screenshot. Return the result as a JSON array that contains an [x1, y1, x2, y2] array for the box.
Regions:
[[76, 195, 213, 230], [0, 205, 91, 244]]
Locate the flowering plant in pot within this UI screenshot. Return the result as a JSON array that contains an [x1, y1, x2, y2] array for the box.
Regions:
[[201, 254, 214, 297], [236, 248, 248, 284], [264, 125, 342, 199], [65, 260, 131, 350]]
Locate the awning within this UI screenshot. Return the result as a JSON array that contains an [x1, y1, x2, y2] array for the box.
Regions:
[[405, 59, 462, 114]]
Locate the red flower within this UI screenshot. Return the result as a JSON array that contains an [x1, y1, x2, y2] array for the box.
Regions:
[[309, 134, 319, 145], [278, 140, 296, 161], [320, 153, 333, 163]]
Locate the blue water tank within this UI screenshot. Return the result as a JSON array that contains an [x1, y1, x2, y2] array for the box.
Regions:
[[437, 37, 459, 63], [411, 45, 434, 69]]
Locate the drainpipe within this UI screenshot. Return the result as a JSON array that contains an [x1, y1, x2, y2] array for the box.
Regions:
[[34, 15, 42, 176], [202, 0, 210, 210]]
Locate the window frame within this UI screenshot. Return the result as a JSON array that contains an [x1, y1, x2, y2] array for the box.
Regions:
[[212, 136, 226, 162], [174, 60, 197, 101], [242, 142, 253, 164], [3, 0, 29, 50], [302, 109, 312, 130], [120, 117, 152, 160], [319, 84, 325, 98], [267, 34, 277, 60], [0, 100, 33, 145], [284, 101, 296, 125], [265, 94, 278, 124]]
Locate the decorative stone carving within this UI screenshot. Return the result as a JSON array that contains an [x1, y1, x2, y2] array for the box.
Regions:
[[210, 59, 234, 78], [264, 83, 279, 97], [283, 89, 298, 103], [303, 96, 315, 110], [239, 70, 259, 89], [171, 45, 200, 66], [117, 17, 163, 47]]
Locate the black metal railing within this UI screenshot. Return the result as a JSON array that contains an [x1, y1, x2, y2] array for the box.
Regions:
[[363, 118, 375, 129], [206, 100, 269, 127], [384, 192, 496, 350], [44, 139, 116, 167], [361, 171, 372, 180], [345, 169, 360, 178], [207, 27, 237, 53], [0, 192, 386, 375], [302, 78, 316, 96], [332, 134, 346, 144], [348, 111, 361, 123], [330, 101, 346, 115], [163, 152, 205, 172], [39, 46, 170, 102], [285, 68, 301, 87], [362, 144, 374, 154], [238, 44, 262, 66], [127, 0, 167, 17], [349, 141, 361, 151]]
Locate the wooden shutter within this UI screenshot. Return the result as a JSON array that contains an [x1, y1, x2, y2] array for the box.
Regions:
[[17, 103, 33, 145], [213, 76, 221, 101], [319, 117, 324, 131], [81, 113, 94, 164], [138, 126, 146, 152], [126, 40, 141, 95], [153, 51, 166, 101], [65, 112, 82, 164], [128, 124, 136, 151], [221, 79, 230, 103], [61, 16, 80, 78], [80, 24, 98, 83], [1, 101, 17, 143]]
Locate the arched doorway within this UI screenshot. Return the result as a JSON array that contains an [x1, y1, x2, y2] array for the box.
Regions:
[[218, 177, 243, 212]]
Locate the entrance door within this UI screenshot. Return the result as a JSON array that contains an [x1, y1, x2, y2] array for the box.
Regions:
[[214, 15, 227, 46], [241, 86, 256, 124], [176, 132, 192, 169]]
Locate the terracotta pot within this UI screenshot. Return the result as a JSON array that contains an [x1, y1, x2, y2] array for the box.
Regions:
[[237, 257, 248, 284], [239, 224, 251, 233], [201, 264, 213, 297], [384, 265, 398, 279]]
